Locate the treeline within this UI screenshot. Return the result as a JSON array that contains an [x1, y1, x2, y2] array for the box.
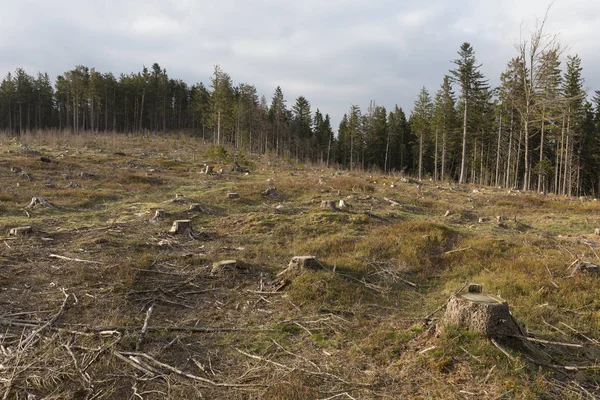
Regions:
[[0, 64, 338, 164], [399, 24, 600, 196], [1, 17, 600, 196]]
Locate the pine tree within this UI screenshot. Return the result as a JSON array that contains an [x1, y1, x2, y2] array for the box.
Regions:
[[450, 43, 487, 183], [410, 87, 433, 181], [432, 76, 457, 181]]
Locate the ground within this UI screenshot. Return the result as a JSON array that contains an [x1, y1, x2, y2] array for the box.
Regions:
[[0, 131, 599, 399]]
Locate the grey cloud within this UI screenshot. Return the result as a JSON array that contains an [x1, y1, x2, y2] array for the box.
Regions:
[[0, 0, 598, 128]]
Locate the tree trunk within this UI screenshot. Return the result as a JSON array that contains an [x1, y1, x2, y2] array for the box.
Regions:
[[495, 115, 502, 187], [459, 98, 468, 184]]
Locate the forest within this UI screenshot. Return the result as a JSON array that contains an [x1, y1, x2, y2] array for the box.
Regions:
[[1, 21, 600, 196]]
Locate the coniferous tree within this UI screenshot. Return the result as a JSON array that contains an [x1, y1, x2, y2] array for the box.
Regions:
[[410, 87, 433, 181], [450, 43, 487, 184]]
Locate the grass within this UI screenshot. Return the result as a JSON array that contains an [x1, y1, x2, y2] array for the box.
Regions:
[[0, 130, 599, 398]]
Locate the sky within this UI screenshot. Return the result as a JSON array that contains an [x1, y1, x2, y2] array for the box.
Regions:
[[1, 0, 599, 128]]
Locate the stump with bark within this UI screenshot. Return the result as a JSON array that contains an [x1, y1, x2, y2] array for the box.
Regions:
[[441, 287, 523, 338], [188, 203, 204, 212], [24, 197, 52, 209], [169, 220, 193, 235], [150, 209, 167, 223], [569, 261, 600, 276], [211, 260, 238, 275], [9, 226, 33, 236], [320, 200, 337, 211], [262, 188, 279, 197]]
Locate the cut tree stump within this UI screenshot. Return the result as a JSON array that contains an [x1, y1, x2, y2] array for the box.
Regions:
[[594, 228, 600, 236], [338, 199, 348, 208], [276, 256, 322, 283], [262, 188, 279, 197], [24, 197, 52, 209], [227, 193, 240, 199], [320, 200, 337, 211], [441, 289, 523, 338], [211, 260, 238, 275], [150, 209, 167, 223], [188, 203, 204, 212], [169, 220, 192, 234], [569, 261, 600, 276], [9, 226, 33, 236]]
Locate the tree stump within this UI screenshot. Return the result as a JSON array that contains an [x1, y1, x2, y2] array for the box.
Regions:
[[189, 203, 204, 212], [211, 260, 238, 275], [337, 199, 348, 208], [9, 226, 33, 236], [262, 188, 279, 197], [202, 164, 214, 175], [288, 256, 321, 271], [24, 197, 52, 209], [150, 209, 167, 223], [276, 256, 322, 282], [321, 200, 337, 211], [594, 228, 600, 236], [441, 289, 522, 338], [169, 220, 192, 234], [569, 261, 600, 276], [227, 193, 240, 199]]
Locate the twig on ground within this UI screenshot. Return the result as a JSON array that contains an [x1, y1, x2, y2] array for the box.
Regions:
[[119, 351, 260, 388], [490, 338, 515, 361], [49, 254, 103, 264], [136, 305, 154, 351]]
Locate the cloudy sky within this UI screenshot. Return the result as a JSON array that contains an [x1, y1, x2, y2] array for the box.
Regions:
[[0, 0, 598, 127]]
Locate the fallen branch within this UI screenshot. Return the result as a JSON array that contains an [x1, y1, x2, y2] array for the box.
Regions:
[[119, 351, 260, 388], [50, 254, 103, 265], [235, 347, 371, 387], [136, 305, 154, 351], [444, 247, 472, 256], [512, 335, 583, 348], [20, 292, 70, 350], [490, 338, 515, 361]]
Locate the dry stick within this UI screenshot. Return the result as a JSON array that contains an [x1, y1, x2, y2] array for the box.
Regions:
[[119, 351, 261, 388], [443, 247, 472, 256], [113, 351, 157, 377], [63, 344, 91, 386], [136, 305, 154, 351], [2, 330, 25, 400], [494, 389, 514, 400], [482, 365, 496, 384], [541, 319, 568, 336], [558, 322, 600, 346], [49, 254, 103, 265], [524, 355, 600, 371], [490, 338, 515, 361], [545, 265, 559, 288], [510, 334, 583, 348], [0, 320, 264, 334], [20, 293, 70, 350], [234, 348, 370, 387], [271, 339, 321, 372], [587, 243, 600, 261]]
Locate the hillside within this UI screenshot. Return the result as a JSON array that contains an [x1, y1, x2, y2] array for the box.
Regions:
[[0, 131, 599, 399]]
